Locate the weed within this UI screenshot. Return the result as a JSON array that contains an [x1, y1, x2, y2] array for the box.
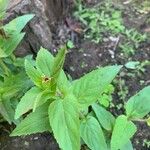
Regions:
[[0, 0, 34, 124], [74, 1, 147, 57], [143, 139, 150, 148], [125, 60, 150, 76], [10, 47, 150, 150], [74, 3, 125, 43], [0, 1, 149, 150], [98, 84, 114, 108], [119, 43, 135, 57]]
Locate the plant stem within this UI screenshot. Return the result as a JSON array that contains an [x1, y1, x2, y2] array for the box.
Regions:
[[131, 118, 146, 122], [10, 54, 16, 62]]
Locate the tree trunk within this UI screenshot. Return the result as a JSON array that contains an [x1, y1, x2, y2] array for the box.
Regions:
[[5, 0, 68, 56]]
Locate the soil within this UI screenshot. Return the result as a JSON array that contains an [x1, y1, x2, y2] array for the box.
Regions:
[[0, 131, 58, 150], [0, 0, 150, 150]]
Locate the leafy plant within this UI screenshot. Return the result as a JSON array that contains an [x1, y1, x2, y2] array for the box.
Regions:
[[98, 84, 114, 108], [125, 29, 147, 48], [10, 46, 120, 148], [10, 46, 150, 150], [74, 1, 147, 58], [125, 60, 150, 76], [0, 0, 34, 124], [74, 3, 125, 43], [119, 29, 147, 57], [119, 43, 135, 57], [0, 0, 8, 19]]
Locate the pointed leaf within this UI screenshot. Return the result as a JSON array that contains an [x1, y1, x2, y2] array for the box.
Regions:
[[36, 47, 54, 77], [51, 46, 67, 78], [15, 87, 41, 119], [73, 66, 122, 108], [25, 59, 42, 87], [92, 103, 115, 131], [57, 71, 71, 95], [121, 141, 133, 150], [11, 103, 51, 136], [125, 86, 150, 119], [111, 115, 137, 150], [0, 33, 25, 57], [0, 99, 14, 124], [0, 0, 9, 19], [33, 89, 51, 112], [146, 117, 150, 126], [49, 97, 80, 150], [50, 46, 67, 91], [4, 14, 35, 33], [80, 116, 107, 150]]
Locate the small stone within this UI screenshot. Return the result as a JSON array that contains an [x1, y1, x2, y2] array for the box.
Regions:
[[34, 137, 38, 140], [24, 141, 29, 146]]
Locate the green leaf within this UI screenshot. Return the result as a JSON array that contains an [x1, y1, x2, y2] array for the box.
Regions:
[[0, 14, 34, 57], [146, 117, 150, 126], [4, 14, 35, 33], [57, 71, 71, 95], [36, 47, 54, 77], [125, 86, 150, 119], [11, 103, 51, 136], [33, 89, 51, 112], [0, 73, 32, 124], [15, 87, 41, 119], [51, 46, 67, 80], [0, 33, 25, 57], [25, 59, 42, 87], [48, 97, 80, 150], [0, 0, 8, 19], [80, 116, 107, 150], [125, 61, 140, 69], [50, 46, 67, 92], [73, 66, 122, 108], [0, 98, 14, 124], [67, 40, 74, 49], [92, 103, 115, 131], [111, 115, 137, 150], [121, 141, 133, 150], [1, 72, 32, 99], [98, 94, 110, 108]]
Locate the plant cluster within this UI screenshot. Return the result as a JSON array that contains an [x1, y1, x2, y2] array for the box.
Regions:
[[0, 0, 34, 124], [0, 1, 150, 150], [74, 3, 125, 43], [74, 2, 147, 57], [10, 46, 150, 150]]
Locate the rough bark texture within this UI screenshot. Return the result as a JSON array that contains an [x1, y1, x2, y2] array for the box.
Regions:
[[5, 0, 67, 56]]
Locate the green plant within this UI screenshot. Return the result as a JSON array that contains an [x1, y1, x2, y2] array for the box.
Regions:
[[10, 46, 120, 147], [0, 0, 8, 19], [119, 27, 147, 57], [143, 139, 150, 148], [98, 84, 114, 108], [74, 0, 83, 11], [125, 29, 147, 48], [74, 3, 125, 43], [125, 60, 150, 76], [10, 46, 150, 150], [119, 43, 135, 57], [0, 0, 34, 124], [74, 1, 147, 58]]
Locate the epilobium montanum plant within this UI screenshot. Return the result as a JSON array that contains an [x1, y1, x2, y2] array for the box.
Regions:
[[0, 0, 34, 124], [10, 46, 150, 150]]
